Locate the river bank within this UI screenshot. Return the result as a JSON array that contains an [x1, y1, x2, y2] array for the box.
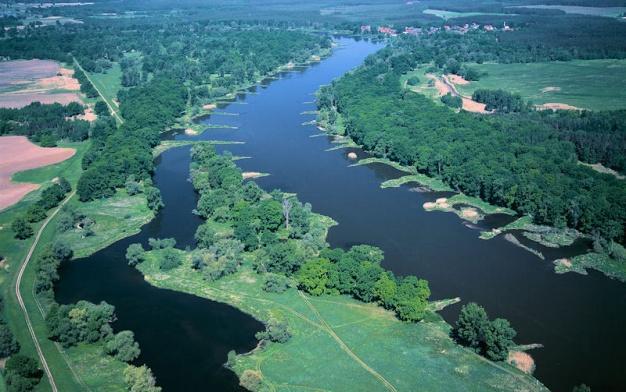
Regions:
[[53, 37, 626, 392]]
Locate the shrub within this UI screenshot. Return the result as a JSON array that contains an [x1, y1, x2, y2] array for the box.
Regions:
[[255, 319, 291, 343], [160, 248, 182, 271], [4, 354, 42, 392], [263, 273, 290, 293], [12, 218, 33, 240], [105, 331, 140, 362], [148, 238, 176, 250], [0, 323, 20, 357], [407, 76, 420, 86], [453, 302, 517, 361], [441, 93, 462, 109], [124, 365, 161, 392], [126, 243, 145, 266]]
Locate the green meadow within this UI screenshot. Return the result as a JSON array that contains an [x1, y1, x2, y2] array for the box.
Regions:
[[0, 140, 147, 391], [138, 252, 547, 392], [457, 59, 626, 110], [423, 9, 508, 20]]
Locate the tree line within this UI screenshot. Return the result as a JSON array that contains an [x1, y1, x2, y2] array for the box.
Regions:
[[317, 44, 626, 244], [12, 178, 71, 240], [0, 102, 89, 146]]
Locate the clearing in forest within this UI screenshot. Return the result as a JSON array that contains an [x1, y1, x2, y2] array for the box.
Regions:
[[456, 59, 626, 111], [0, 136, 75, 211]]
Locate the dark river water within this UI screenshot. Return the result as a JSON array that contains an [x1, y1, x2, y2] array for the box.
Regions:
[[56, 37, 626, 392]]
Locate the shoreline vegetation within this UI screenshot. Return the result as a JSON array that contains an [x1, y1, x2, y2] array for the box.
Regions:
[[314, 36, 626, 283], [1, 23, 334, 392], [130, 145, 547, 391], [319, 113, 626, 281], [3, 25, 330, 391], [172, 47, 333, 137]]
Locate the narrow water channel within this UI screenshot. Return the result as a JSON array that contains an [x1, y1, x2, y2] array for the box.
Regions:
[[57, 38, 626, 392]]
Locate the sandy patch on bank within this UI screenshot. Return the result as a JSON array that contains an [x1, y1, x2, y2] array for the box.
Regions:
[[79, 107, 97, 122], [424, 198, 450, 210], [202, 103, 217, 110], [507, 351, 535, 374], [535, 103, 581, 111], [242, 172, 263, 179], [0, 136, 75, 211], [555, 258, 573, 268], [461, 208, 479, 219], [447, 74, 469, 85]]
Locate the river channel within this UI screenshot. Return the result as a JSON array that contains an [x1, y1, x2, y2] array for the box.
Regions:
[[57, 37, 626, 392]]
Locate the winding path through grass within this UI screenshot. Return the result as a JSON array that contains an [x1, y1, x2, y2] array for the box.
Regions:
[[298, 291, 398, 392]]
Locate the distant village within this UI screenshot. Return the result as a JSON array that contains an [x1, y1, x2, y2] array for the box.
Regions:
[[361, 21, 514, 37]]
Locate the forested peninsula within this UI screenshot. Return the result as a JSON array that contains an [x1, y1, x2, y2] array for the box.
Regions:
[[129, 144, 546, 392]]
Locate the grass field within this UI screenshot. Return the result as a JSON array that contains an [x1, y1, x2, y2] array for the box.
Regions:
[[456, 59, 626, 111], [0, 141, 88, 391], [137, 253, 546, 392], [0, 140, 135, 391], [423, 9, 507, 20], [57, 189, 153, 259], [86, 63, 122, 109], [509, 5, 626, 18]]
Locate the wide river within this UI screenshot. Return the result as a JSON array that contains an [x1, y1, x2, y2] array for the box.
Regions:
[[57, 37, 626, 392]]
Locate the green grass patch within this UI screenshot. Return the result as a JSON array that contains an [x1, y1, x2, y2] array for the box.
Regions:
[[446, 194, 515, 216], [456, 59, 626, 111], [555, 252, 626, 282], [153, 140, 244, 157], [57, 189, 153, 259], [522, 230, 579, 249], [381, 174, 452, 192], [422, 9, 509, 20], [509, 5, 626, 18], [86, 63, 122, 109], [62, 343, 127, 391], [349, 157, 417, 175], [136, 255, 546, 392], [480, 216, 532, 240], [402, 66, 443, 104]]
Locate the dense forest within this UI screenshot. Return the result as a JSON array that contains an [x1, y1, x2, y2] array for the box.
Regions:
[[0, 21, 331, 201], [189, 144, 433, 322], [317, 42, 626, 244], [0, 102, 89, 146]]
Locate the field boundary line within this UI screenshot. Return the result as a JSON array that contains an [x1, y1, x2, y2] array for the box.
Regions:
[[15, 191, 76, 392]]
